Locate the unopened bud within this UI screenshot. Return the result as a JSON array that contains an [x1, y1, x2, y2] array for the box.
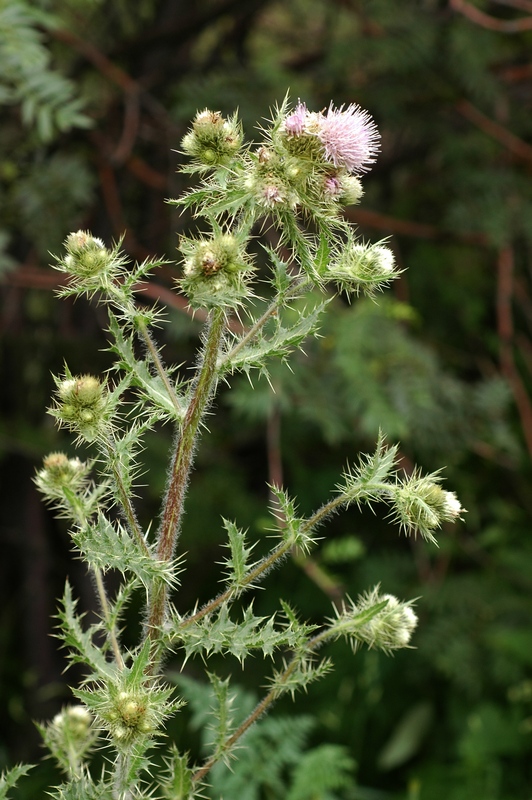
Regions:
[[35, 452, 89, 498], [52, 373, 110, 442], [392, 474, 465, 543], [339, 588, 418, 653], [181, 109, 243, 166], [62, 230, 110, 279]]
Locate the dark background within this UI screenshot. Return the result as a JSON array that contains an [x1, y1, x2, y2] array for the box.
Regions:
[[1, 1, 532, 798]]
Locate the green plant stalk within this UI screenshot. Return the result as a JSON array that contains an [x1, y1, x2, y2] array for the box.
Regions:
[[221, 275, 311, 367], [103, 436, 150, 558], [146, 308, 226, 645], [136, 318, 184, 419], [178, 491, 352, 632], [190, 617, 347, 786], [93, 567, 124, 670], [191, 656, 300, 786]]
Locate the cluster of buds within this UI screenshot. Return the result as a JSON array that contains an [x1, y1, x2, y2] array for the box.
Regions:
[[391, 472, 465, 543], [181, 109, 243, 167], [179, 231, 253, 309], [78, 674, 179, 750], [105, 690, 154, 744], [51, 373, 111, 442], [41, 705, 97, 774], [238, 99, 379, 224], [35, 452, 90, 500], [328, 239, 398, 294], [332, 588, 418, 654], [52, 230, 129, 297]]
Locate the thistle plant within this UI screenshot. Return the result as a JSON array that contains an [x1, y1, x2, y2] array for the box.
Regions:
[[8, 97, 464, 799]]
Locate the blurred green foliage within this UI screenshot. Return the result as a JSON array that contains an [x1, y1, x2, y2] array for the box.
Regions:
[[1, 0, 532, 797]]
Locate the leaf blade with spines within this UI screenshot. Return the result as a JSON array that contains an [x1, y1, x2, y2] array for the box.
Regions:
[[72, 513, 178, 590], [56, 581, 117, 681], [107, 312, 186, 422], [337, 431, 399, 508], [220, 518, 256, 592], [169, 604, 309, 664], [0, 764, 34, 800], [220, 299, 329, 376]]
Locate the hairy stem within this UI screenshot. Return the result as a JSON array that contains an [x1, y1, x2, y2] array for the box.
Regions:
[[136, 319, 184, 420], [179, 491, 351, 630], [93, 568, 124, 670], [221, 275, 310, 367], [146, 308, 226, 645], [103, 437, 150, 557]]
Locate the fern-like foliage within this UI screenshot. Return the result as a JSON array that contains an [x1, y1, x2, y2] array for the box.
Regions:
[[0, 2, 92, 141]]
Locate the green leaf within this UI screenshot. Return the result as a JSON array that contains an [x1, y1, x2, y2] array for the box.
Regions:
[[0, 764, 34, 799], [56, 581, 117, 680], [221, 518, 256, 590], [286, 744, 356, 800], [107, 312, 185, 422], [170, 604, 303, 663], [72, 513, 177, 589], [377, 702, 433, 771]]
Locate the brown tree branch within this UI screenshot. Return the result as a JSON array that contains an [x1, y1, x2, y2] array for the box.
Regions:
[[346, 207, 487, 245], [450, 0, 532, 32], [456, 98, 532, 165]]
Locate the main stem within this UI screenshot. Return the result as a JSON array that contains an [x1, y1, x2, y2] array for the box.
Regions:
[[146, 308, 226, 646]]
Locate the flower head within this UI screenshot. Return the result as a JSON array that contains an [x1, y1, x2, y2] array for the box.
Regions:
[[316, 103, 380, 174], [284, 101, 309, 136], [332, 587, 418, 654]]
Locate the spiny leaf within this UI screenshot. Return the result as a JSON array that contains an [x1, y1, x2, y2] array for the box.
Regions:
[[107, 312, 186, 422], [220, 519, 256, 590], [0, 764, 34, 799], [72, 513, 178, 590], [221, 299, 329, 376], [56, 581, 117, 680], [169, 604, 304, 663]]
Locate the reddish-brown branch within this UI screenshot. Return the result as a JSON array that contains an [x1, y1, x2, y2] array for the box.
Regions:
[[125, 156, 167, 190], [346, 207, 487, 246], [0, 265, 244, 333], [456, 99, 532, 165], [52, 28, 138, 92], [112, 92, 141, 164], [498, 62, 532, 82], [450, 0, 532, 32], [496, 247, 532, 456]]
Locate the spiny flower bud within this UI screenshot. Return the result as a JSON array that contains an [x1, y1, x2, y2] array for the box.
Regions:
[[328, 240, 397, 295], [81, 674, 180, 750], [106, 691, 153, 743], [322, 172, 363, 206], [52, 373, 111, 442], [334, 588, 418, 654], [392, 472, 465, 543], [178, 232, 253, 309], [181, 109, 242, 167], [40, 704, 97, 773], [35, 452, 90, 498], [63, 230, 110, 279], [52, 705, 93, 740]]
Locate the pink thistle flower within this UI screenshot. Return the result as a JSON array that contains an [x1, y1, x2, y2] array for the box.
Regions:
[[317, 103, 380, 174], [261, 185, 285, 206], [324, 175, 342, 198], [284, 102, 308, 136]]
